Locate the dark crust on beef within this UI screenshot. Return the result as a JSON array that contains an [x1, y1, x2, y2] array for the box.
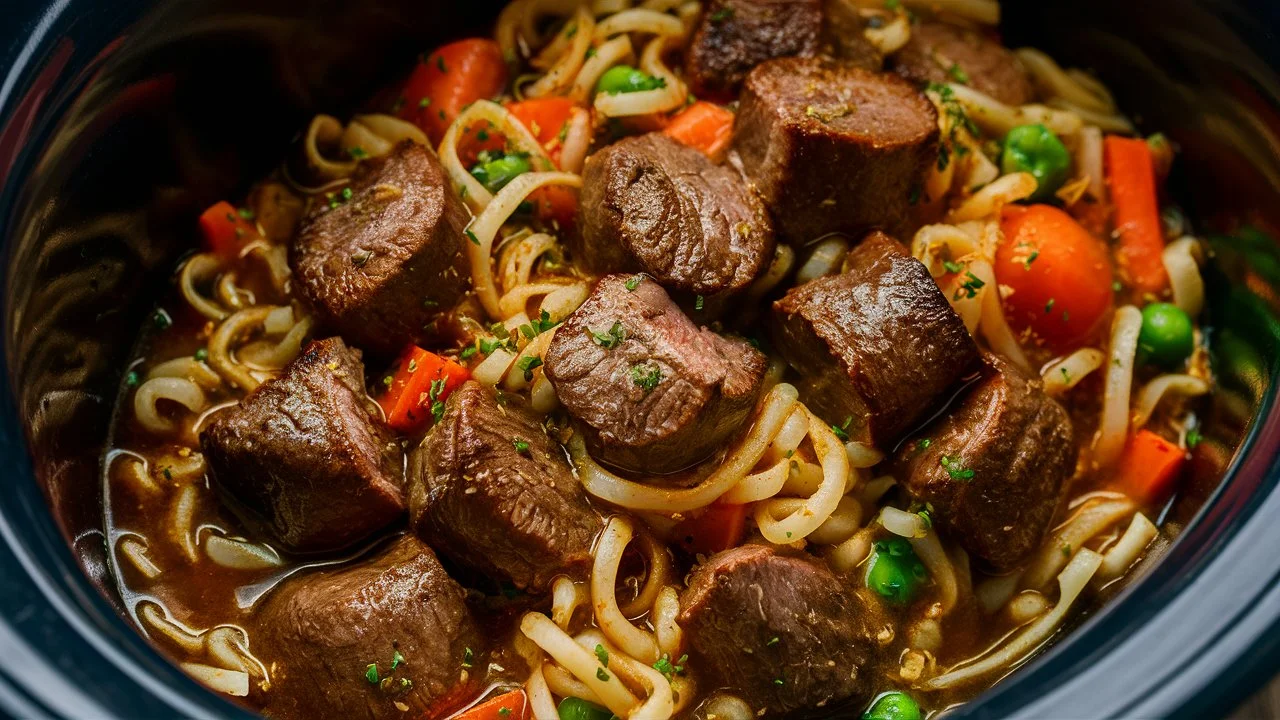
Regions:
[[685, 0, 824, 100], [545, 274, 767, 473], [200, 337, 404, 552], [290, 141, 470, 354], [677, 544, 886, 715], [256, 535, 482, 720], [734, 58, 938, 242], [770, 231, 978, 446], [891, 21, 1035, 107], [574, 133, 775, 302], [408, 382, 603, 591], [893, 353, 1075, 570]]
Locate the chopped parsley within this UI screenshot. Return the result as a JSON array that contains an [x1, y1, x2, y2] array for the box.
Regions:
[[710, 7, 735, 21], [918, 438, 932, 451], [461, 647, 474, 669], [1186, 427, 1202, 448], [594, 644, 610, 667], [1060, 367, 1072, 383], [499, 709, 511, 718], [1024, 250, 1040, 269], [519, 310, 558, 341], [435, 54, 447, 73], [1045, 298, 1056, 313], [942, 259, 964, 273], [652, 654, 687, 682], [348, 146, 368, 160], [695, 295, 705, 311], [125, 370, 140, 388], [630, 363, 663, 393], [625, 274, 644, 291], [152, 308, 172, 331], [767, 636, 780, 647], [954, 271, 985, 300], [1112, 280, 1124, 293], [591, 321, 626, 349], [774, 678, 785, 686], [513, 437, 530, 454], [460, 345, 478, 360], [418, 97, 431, 109], [236, 207, 255, 220], [917, 507, 933, 529], [478, 337, 505, 355], [429, 378, 447, 423], [391, 650, 405, 670], [365, 663, 379, 683], [947, 63, 970, 84], [939, 455, 975, 481], [596, 668, 610, 681], [194, 348, 208, 362], [465, 228, 480, 245], [831, 416, 853, 441], [517, 356, 543, 381], [884, 0, 901, 8]]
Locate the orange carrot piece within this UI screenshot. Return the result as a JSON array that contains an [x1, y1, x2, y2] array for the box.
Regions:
[[995, 204, 1115, 352], [376, 346, 470, 433], [663, 101, 734, 160], [453, 690, 531, 720], [1113, 429, 1187, 505], [198, 201, 259, 260], [398, 39, 508, 145], [673, 502, 748, 557], [506, 97, 578, 166], [1105, 135, 1169, 295]]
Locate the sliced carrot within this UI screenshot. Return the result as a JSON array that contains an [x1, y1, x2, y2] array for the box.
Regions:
[[673, 502, 748, 557], [1105, 135, 1169, 295], [506, 97, 577, 166], [376, 346, 470, 433], [398, 39, 508, 145], [198, 201, 259, 260], [996, 204, 1115, 352], [663, 101, 735, 160], [1113, 429, 1187, 505], [453, 690, 530, 720]]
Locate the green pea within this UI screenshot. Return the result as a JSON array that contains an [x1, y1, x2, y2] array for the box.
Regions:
[[863, 691, 923, 720], [1001, 123, 1071, 200], [596, 65, 667, 95], [865, 537, 928, 605], [557, 697, 615, 720], [470, 152, 531, 193], [1138, 302, 1195, 368]]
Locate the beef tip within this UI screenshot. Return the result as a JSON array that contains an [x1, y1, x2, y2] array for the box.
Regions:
[[891, 21, 1034, 106], [408, 381, 602, 591], [574, 133, 775, 305], [256, 535, 482, 720], [893, 353, 1074, 571], [684, 0, 823, 100], [544, 274, 767, 473], [734, 58, 938, 242], [821, 0, 885, 69], [291, 140, 470, 355], [771, 231, 978, 447], [201, 337, 403, 552], [678, 545, 886, 716]]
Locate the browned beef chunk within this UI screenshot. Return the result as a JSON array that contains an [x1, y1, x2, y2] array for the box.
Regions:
[[678, 545, 886, 716], [734, 58, 937, 242], [291, 141, 470, 355], [408, 381, 602, 591], [891, 21, 1034, 106], [200, 337, 403, 552], [771, 231, 978, 447], [684, 0, 823, 100], [893, 353, 1075, 571], [574, 134, 775, 305], [255, 535, 482, 720], [544, 274, 767, 473]]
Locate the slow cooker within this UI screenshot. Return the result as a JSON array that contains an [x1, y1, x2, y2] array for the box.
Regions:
[[2, 0, 1280, 717]]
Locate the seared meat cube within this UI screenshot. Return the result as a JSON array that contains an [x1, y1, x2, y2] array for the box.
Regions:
[[734, 58, 938, 242], [684, 0, 823, 100], [544, 274, 767, 473], [821, 0, 885, 68], [891, 21, 1034, 106], [290, 140, 470, 354], [256, 535, 482, 720], [678, 544, 887, 716], [893, 353, 1075, 570], [201, 337, 403, 552], [574, 133, 775, 306], [771, 231, 978, 447], [408, 382, 602, 591]]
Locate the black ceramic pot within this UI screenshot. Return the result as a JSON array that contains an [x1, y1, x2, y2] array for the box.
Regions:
[[2, 0, 1280, 717]]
